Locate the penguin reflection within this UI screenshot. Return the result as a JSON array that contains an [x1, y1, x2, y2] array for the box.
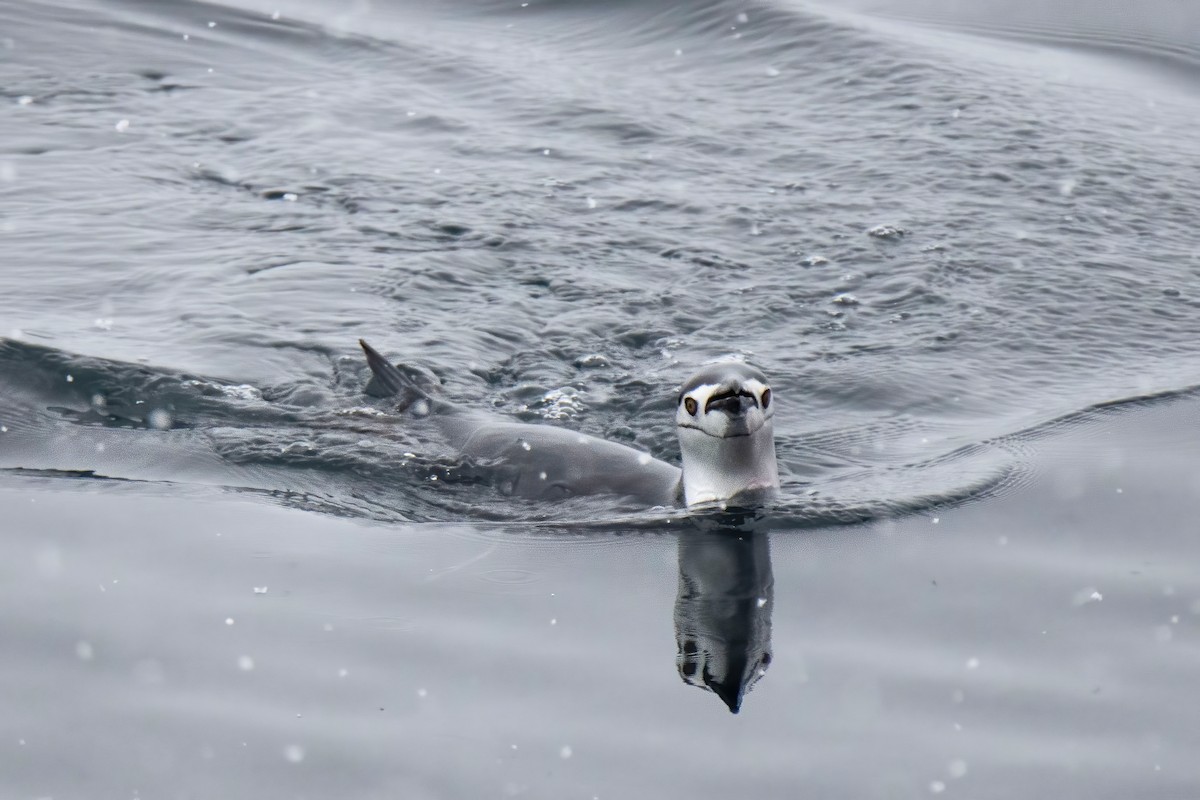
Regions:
[[674, 528, 773, 713]]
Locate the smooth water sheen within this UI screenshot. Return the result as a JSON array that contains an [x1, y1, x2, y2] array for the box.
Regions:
[[1, 0, 1199, 795]]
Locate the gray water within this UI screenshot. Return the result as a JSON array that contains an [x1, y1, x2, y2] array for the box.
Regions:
[[2, 0, 1200, 796]]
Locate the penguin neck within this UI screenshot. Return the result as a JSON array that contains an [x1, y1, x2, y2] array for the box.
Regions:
[[678, 423, 779, 507]]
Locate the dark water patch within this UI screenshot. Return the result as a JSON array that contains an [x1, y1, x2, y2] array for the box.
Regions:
[[0, 336, 1035, 528]]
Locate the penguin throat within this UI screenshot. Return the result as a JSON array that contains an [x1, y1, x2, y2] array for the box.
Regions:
[[678, 424, 779, 507]]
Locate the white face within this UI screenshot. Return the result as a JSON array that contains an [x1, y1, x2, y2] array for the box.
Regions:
[[675, 377, 773, 438]]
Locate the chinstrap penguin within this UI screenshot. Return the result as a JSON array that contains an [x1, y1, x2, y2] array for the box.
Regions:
[[359, 339, 779, 508]]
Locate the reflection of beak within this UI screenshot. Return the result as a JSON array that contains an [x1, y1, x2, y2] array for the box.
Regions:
[[705, 665, 748, 714]]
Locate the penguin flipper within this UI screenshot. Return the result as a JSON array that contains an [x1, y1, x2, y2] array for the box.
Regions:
[[359, 339, 441, 411]]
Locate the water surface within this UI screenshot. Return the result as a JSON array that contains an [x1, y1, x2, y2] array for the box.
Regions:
[[2, 0, 1199, 795]]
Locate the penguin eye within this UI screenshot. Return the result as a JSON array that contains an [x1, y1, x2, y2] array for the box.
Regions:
[[761, 388, 772, 409], [683, 397, 697, 416]]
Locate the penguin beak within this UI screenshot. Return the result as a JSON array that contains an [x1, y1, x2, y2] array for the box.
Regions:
[[705, 386, 756, 417]]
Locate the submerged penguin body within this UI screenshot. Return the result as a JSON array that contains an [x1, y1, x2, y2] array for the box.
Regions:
[[456, 420, 682, 504]]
